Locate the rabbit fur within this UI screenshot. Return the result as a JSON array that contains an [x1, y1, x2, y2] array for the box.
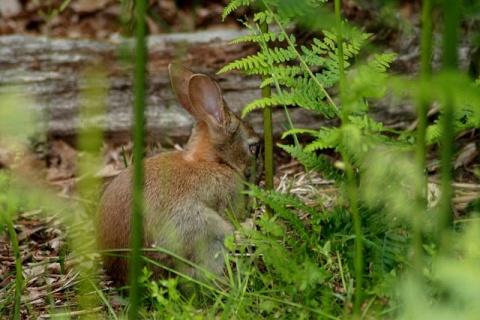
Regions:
[[97, 64, 262, 289]]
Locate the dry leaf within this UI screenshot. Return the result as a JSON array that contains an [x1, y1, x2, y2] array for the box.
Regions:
[[47, 262, 62, 274], [427, 182, 441, 208], [23, 265, 45, 280], [47, 140, 77, 181], [95, 163, 122, 178], [454, 142, 478, 170], [71, 0, 110, 14]]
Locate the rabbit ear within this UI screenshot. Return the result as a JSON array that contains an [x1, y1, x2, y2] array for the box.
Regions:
[[187, 74, 225, 125], [169, 63, 196, 115]]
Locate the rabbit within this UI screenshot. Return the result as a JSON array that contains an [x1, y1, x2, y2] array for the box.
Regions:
[[97, 63, 262, 292]]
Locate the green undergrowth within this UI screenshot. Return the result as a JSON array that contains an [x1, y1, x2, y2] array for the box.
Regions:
[[213, 0, 479, 319]]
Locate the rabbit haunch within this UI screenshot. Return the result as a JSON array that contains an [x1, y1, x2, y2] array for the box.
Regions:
[[97, 64, 262, 287]]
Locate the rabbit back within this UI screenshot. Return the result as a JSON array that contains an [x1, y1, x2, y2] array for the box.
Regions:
[[98, 150, 243, 285]]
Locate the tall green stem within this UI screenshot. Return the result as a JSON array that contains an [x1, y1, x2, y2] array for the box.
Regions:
[[418, 0, 433, 179], [260, 21, 274, 217], [335, 0, 363, 316], [413, 0, 433, 278], [439, 0, 460, 254], [129, 0, 147, 318]]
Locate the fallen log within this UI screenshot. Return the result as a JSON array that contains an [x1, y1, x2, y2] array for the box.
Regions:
[[0, 31, 417, 145]]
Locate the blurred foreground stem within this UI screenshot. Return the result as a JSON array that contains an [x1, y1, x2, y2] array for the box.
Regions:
[[129, 0, 147, 318], [412, 0, 433, 278], [438, 0, 460, 254], [335, 0, 363, 316]]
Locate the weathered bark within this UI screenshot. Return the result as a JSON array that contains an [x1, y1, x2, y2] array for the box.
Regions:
[[0, 31, 417, 145]]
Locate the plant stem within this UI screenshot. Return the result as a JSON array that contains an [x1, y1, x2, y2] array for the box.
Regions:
[[439, 0, 460, 254], [255, 16, 299, 147], [413, 0, 433, 278], [335, 0, 363, 316], [129, 0, 147, 318], [260, 21, 274, 217]]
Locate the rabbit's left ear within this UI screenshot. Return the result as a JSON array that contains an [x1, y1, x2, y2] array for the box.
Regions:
[[188, 74, 225, 126]]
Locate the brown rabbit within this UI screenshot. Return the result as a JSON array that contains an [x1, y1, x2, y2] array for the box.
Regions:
[[97, 64, 262, 290]]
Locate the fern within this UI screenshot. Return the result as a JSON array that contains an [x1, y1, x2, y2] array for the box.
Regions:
[[424, 76, 480, 145], [230, 31, 282, 44], [218, 52, 269, 75], [278, 144, 344, 182], [305, 129, 341, 152], [222, 0, 250, 21], [220, 3, 376, 119], [369, 53, 397, 72], [317, 204, 410, 280], [221, 0, 406, 187], [246, 185, 324, 242], [241, 94, 287, 116], [426, 106, 480, 145]]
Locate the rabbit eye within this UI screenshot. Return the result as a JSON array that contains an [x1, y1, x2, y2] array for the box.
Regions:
[[248, 143, 262, 158], [248, 143, 258, 155]]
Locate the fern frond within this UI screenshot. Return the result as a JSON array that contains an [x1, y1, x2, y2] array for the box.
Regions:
[[253, 10, 275, 25], [260, 66, 309, 88], [222, 0, 250, 20], [303, 127, 341, 152], [425, 105, 479, 145], [368, 53, 398, 72], [268, 46, 297, 63], [282, 128, 319, 139], [229, 34, 262, 44], [241, 94, 291, 116], [425, 123, 443, 145], [246, 185, 323, 241], [218, 52, 269, 74], [301, 45, 330, 67], [275, 65, 303, 86], [278, 144, 344, 181], [259, 77, 275, 88]]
